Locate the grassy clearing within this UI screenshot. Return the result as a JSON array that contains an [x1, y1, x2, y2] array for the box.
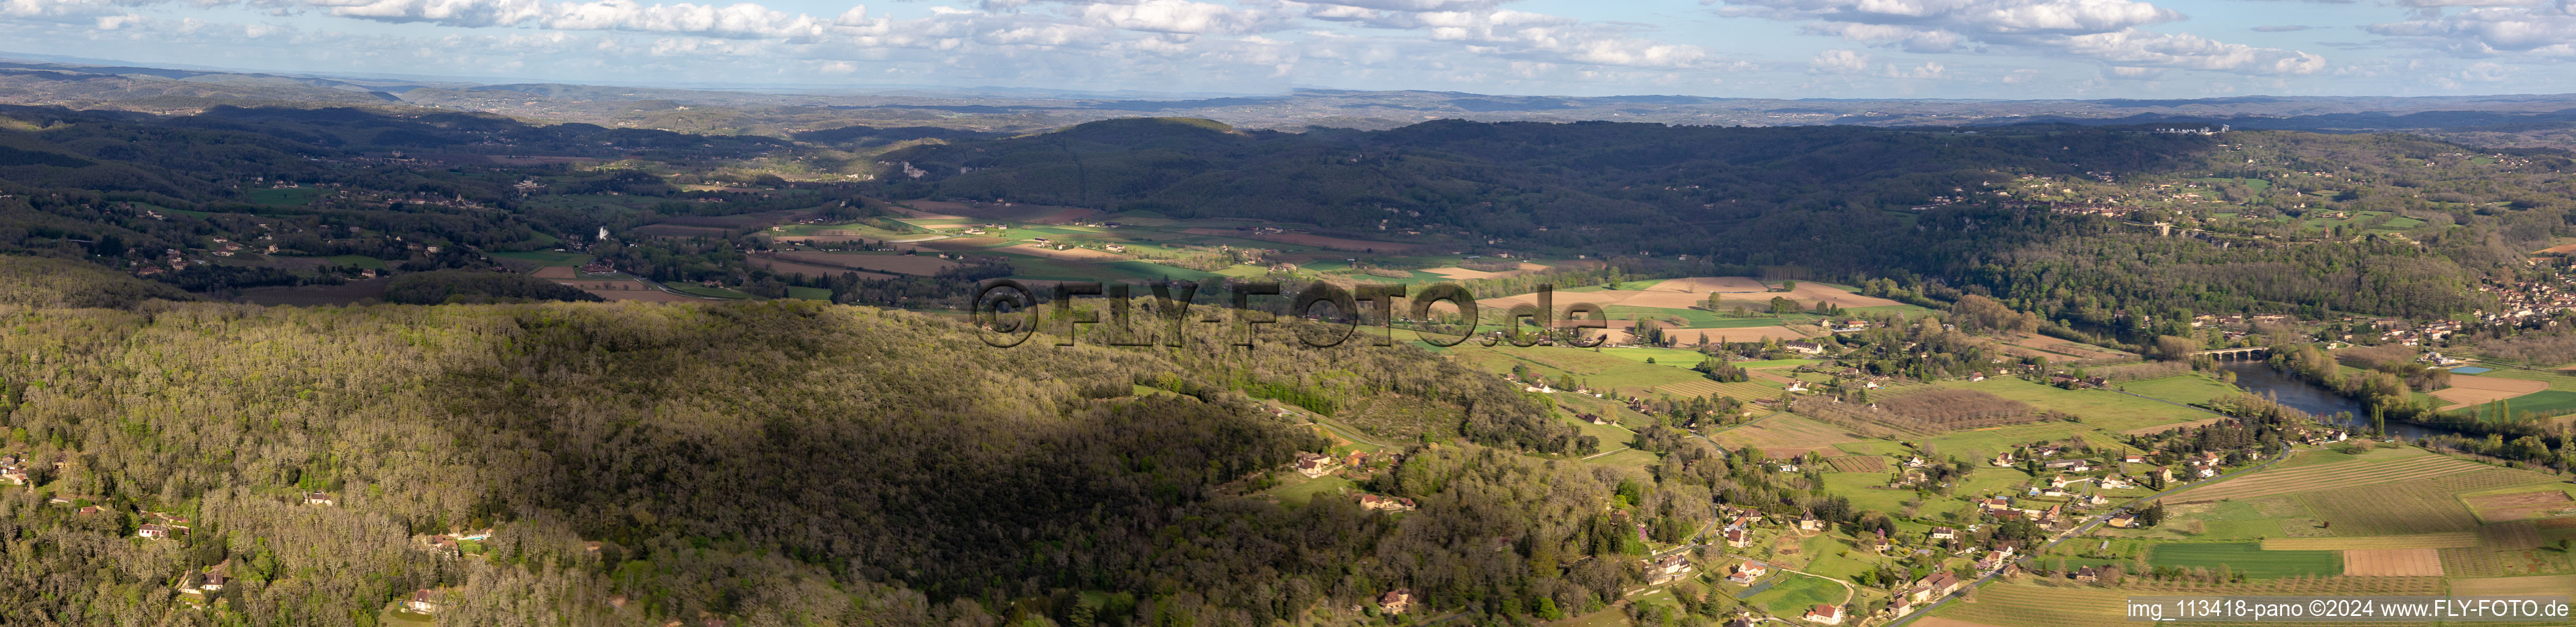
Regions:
[[246, 187, 327, 206], [1265, 475, 1353, 508], [1933, 377, 2218, 434], [1600, 347, 1715, 365], [667, 285, 755, 299], [1821, 473, 1920, 514], [2118, 374, 2242, 406], [2483, 389, 2576, 417], [1918, 421, 2117, 465], [488, 250, 591, 265], [1744, 572, 1843, 616], [2147, 543, 2341, 577], [324, 255, 388, 269], [1442, 344, 1706, 397], [1106, 260, 1223, 282]]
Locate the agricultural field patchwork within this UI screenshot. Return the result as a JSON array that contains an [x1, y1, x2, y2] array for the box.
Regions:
[[2168, 451, 2490, 503]]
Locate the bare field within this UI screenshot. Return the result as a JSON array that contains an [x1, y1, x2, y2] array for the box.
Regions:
[[532, 266, 579, 279], [2001, 332, 2125, 359], [2343, 549, 2445, 576], [2431, 375, 2551, 410], [1656, 276, 1773, 293], [1422, 266, 1506, 280], [2477, 501, 2576, 522], [2466, 489, 2571, 510], [1824, 456, 1888, 473]]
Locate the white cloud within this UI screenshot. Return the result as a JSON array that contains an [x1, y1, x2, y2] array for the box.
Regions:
[[1074, 0, 1278, 34], [2, 0, 154, 18], [1882, 59, 1943, 78], [2106, 64, 2163, 78], [1723, 0, 2322, 74], [1810, 48, 1869, 71], [2369, 5, 2576, 56], [303, 0, 846, 39]]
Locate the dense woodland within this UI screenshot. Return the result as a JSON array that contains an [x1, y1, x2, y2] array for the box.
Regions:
[[0, 104, 2566, 326], [884, 118, 2569, 322], [0, 255, 1787, 626]]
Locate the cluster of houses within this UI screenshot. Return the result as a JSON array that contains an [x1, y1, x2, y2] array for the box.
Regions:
[[1719, 506, 1766, 548], [1884, 571, 1964, 619], [2473, 277, 2576, 326], [2349, 317, 2467, 347], [0, 452, 39, 486]]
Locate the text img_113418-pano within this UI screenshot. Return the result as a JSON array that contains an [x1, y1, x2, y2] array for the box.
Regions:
[[971, 279, 1610, 349]]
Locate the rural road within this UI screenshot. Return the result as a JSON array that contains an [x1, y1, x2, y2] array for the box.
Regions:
[[1881, 441, 2292, 627], [1301, 415, 1388, 449]]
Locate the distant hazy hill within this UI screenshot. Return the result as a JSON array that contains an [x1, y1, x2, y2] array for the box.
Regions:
[[8, 58, 2576, 147]]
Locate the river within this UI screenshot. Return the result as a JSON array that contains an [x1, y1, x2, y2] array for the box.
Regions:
[[2214, 361, 2461, 440]]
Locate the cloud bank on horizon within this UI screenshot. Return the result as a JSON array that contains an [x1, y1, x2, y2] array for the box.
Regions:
[[0, 0, 2563, 97]]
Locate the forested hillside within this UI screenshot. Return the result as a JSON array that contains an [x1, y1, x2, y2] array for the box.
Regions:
[[0, 255, 1775, 626], [879, 118, 2575, 321]]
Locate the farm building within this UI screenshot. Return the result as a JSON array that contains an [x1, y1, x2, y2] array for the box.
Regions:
[[1291, 452, 1338, 478], [1357, 494, 1417, 511], [1643, 554, 1695, 585], [407, 589, 446, 614], [1727, 560, 1769, 584], [1804, 604, 1847, 625], [1376, 589, 1414, 615]]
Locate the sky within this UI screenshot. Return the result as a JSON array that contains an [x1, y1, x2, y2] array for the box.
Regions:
[[0, 0, 2567, 99]]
